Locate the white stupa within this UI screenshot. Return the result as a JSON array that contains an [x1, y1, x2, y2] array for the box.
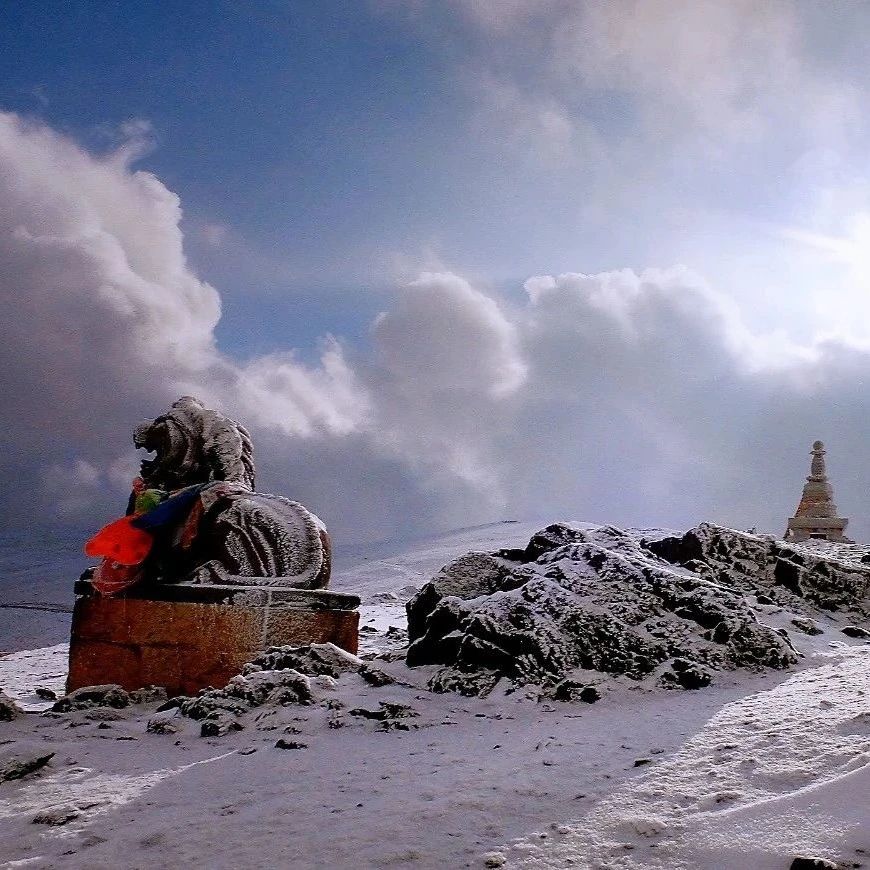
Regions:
[[785, 440, 851, 543]]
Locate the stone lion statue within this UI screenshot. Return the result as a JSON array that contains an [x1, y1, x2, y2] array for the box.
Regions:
[[88, 397, 331, 593]]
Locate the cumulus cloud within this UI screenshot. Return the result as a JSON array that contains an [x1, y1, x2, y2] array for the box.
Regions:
[[0, 113, 371, 527], [4, 111, 870, 547], [447, 0, 859, 151], [373, 272, 525, 398], [366, 272, 526, 494]]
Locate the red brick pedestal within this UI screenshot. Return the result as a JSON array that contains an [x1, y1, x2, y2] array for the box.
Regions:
[[67, 581, 360, 696]]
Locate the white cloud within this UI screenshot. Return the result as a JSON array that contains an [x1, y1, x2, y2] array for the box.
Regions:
[[40, 459, 102, 519], [373, 272, 526, 398], [7, 111, 870, 546], [236, 339, 369, 437], [448, 0, 860, 152]]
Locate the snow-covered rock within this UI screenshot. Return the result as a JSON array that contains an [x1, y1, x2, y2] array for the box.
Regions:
[[0, 692, 22, 721], [0, 742, 55, 783], [51, 683, 167, 712], [648, 522, 870, 614], [165, 643, 393, 736], [407, 523, 807, 696]]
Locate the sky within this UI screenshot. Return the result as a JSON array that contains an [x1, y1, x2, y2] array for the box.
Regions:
[[3, 0, 870, 546]]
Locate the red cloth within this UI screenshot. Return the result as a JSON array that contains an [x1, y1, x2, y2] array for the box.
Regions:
[[85, 515, 153, 566]]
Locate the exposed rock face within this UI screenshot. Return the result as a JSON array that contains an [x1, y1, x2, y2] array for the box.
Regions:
[[406, 524, 802, 696], [647, 523, 870, 615]]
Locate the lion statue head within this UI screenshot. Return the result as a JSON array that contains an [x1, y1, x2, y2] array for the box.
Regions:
[[133, 396, 256, 491]]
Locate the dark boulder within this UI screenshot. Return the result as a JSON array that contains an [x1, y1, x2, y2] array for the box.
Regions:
[[407, 524, 797, 697]]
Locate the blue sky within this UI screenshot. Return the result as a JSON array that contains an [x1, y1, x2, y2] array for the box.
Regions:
[[5, 0, 867, 349], [4, 1, 870, 544]]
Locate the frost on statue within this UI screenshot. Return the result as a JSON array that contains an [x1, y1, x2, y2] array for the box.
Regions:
[[84, 396, 331, 594], [70, 398, 358, 696]]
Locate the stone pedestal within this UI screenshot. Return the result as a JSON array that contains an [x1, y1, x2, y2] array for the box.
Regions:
[[67, 580, 360, 696]]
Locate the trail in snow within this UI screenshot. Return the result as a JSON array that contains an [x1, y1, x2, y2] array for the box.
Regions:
[[505, 644, 870, 869], [0, 750, 237, 827]]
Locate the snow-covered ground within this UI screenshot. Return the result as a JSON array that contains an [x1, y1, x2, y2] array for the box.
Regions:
[[505, 643, 870, 869], [0, 521, 868, 869]]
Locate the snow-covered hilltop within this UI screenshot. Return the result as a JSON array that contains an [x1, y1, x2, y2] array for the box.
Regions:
[[0, 520, 868, 869], [407, 522, 870, 699]]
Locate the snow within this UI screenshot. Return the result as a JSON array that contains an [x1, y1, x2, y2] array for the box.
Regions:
[[504, 644, 870, 869], [0, 520, 868, 869], [0, 645, 67, 712]]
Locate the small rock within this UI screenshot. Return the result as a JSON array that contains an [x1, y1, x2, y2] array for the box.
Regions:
[[661, 659, 712, 690], [552, 679, 585, 702], [483, 852, 507, 868], [633, 758, 652, 767], [359, 665, 395, 687], [791, 617, 823, 636], [247, 644, 364, 679], [379, 701, 418, 719], [790, 857, 840, 870], [52, 685, 130, 712], [0, 744, 55, 782], [275, 739, 307, 750], [349, 702, 418, 722], [130, 686, 169, 706], [32, 806, 80, 826], [376, 720, 414, 732], [842, 626, 870, 639], [34, 687, 57, 701], [238, 746, 258, 755], [146, 712, 180, 735], [200, 714, 243, 738], [349, 707, 383, 720], [0, 692, 22, 721]]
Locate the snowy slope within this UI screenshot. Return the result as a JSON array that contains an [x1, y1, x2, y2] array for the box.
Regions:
[[0, 527, 86, 652], [505, 644, 870, 869], [0, 521, 868, 870]]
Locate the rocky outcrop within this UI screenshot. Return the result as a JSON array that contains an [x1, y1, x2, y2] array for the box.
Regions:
[[163, 643, 385, 737], [406, 524, 802, 696], [646, 523, 870, 614]]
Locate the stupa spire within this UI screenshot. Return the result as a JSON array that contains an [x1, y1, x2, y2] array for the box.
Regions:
[[785, 440, 850, 542]]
